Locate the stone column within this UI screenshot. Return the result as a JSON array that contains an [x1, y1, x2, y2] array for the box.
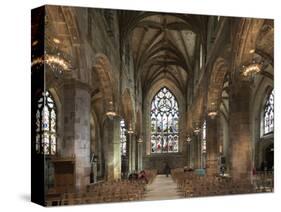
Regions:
[[103, 116, 121, 181], [74, 85, 91, 191], [131, 135, 136, 172], [128, 133, 136, 172], [206, 117, 219, 176], [187, 142, 191, 168], [193, 134, 201, 169], [137, 141, 143, 171], [189, 137, 195, 169], [63, 80, 91, 192], [229, 82, 252, 182], [198, 134, 202, 169], [128, 134, 132, 173]]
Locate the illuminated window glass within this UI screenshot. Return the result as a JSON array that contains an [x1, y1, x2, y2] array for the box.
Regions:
[[202, 120, 206, 153], [120, 119, 127, 156], [151, 87, 179, 153], [35, 91, 57, 155], [264, 90, 274, 135]]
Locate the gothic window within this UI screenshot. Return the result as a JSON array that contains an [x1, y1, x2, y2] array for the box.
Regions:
[[150, 87, 179, 153], [263, 89, 274, 135], [35, 91, 57, 155], [201, 120, 206, 153], [120, 119, 127, 156]]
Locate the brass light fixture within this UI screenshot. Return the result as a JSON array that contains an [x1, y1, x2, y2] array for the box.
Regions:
[[106, 101, 117, 118], [137, 137, 143, 143], [127, 123, 134, 134], [186, 134, 192, 143], [193, 122, 201, 134], [31, 36, 72, 78], [241, 59, 264, 78], [208, 111, 218, 119], [208, 102, 218, 119]]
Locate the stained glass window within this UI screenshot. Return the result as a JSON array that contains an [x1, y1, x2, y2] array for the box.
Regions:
[[120, 119, 127, 156], [201, 120, 206, 153], [151, 87, 179, 153], [264, 90, 274, 135], [35, 91, 57, 155]]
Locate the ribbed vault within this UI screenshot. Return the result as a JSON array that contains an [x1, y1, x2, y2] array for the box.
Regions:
[[118, 12, 207, 95]]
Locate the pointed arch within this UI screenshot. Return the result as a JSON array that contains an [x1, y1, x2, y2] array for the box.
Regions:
[[143, 79, 186, 155], [150, 87, 179, 153], [207, 57, 229, 111], [121, 88, 135, 127], [93, 53, 117, 115], [35, 90, 57, 155], [262, 89, 274, 135]]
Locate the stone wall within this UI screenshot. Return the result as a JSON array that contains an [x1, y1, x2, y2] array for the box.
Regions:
[[143, 154, 186, 174]]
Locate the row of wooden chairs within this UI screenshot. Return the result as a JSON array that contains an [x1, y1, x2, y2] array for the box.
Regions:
[[171, 169, 257, 198], [45, 169, 158, 206], [144, 169, 157, 184], [253, 171, 274, 192]]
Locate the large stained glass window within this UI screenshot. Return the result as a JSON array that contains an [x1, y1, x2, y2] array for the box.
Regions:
[[35, 91, 57, 155], [151, 87, 179, 153], [120, 119, 127, 156], [264, 90, 274, 135]]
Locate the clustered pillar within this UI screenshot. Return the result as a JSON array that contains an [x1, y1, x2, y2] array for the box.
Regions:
[[193, 133, 201, 169], [137, 140, 143, 171], [229, 82, 252, 182], [206, 117, 219, 176], [103, 116, 121, 181], [128, 134, 136, 173], [63, 80, 91, 192]]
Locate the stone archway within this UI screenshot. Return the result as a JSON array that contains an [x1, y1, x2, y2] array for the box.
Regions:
[[93, 53, 116, 111], [45, 6, 90, 82], [121, 88, 135, 126], [205, 57, 229, 176], [207, 57, 229, 111], [92, 53, 121, 181]]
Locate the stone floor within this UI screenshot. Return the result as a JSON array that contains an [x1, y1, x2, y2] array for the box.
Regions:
[[143, 175, 183, 201]]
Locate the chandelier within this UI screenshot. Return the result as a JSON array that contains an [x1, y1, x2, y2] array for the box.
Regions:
[[31, 37, 72, 78], [241, 59, 264, 78]]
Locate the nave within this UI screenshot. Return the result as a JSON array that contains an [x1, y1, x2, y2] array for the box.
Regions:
[[45, 168, 273, 206], [31, 5, 274, 206], [143, 175, 182, 201]]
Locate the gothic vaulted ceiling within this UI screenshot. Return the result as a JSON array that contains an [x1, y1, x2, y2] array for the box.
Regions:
[[119, 12, 207, 94]]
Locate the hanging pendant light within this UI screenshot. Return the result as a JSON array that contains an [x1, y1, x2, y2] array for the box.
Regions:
[[106, 101, 117, 119], [127, 123, 134, 134]]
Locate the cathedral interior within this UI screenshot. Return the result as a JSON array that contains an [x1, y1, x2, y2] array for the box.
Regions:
[[31, 5, 274, 206]]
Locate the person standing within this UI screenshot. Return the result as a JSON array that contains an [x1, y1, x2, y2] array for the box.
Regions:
[[164, 163, 170, 177]]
